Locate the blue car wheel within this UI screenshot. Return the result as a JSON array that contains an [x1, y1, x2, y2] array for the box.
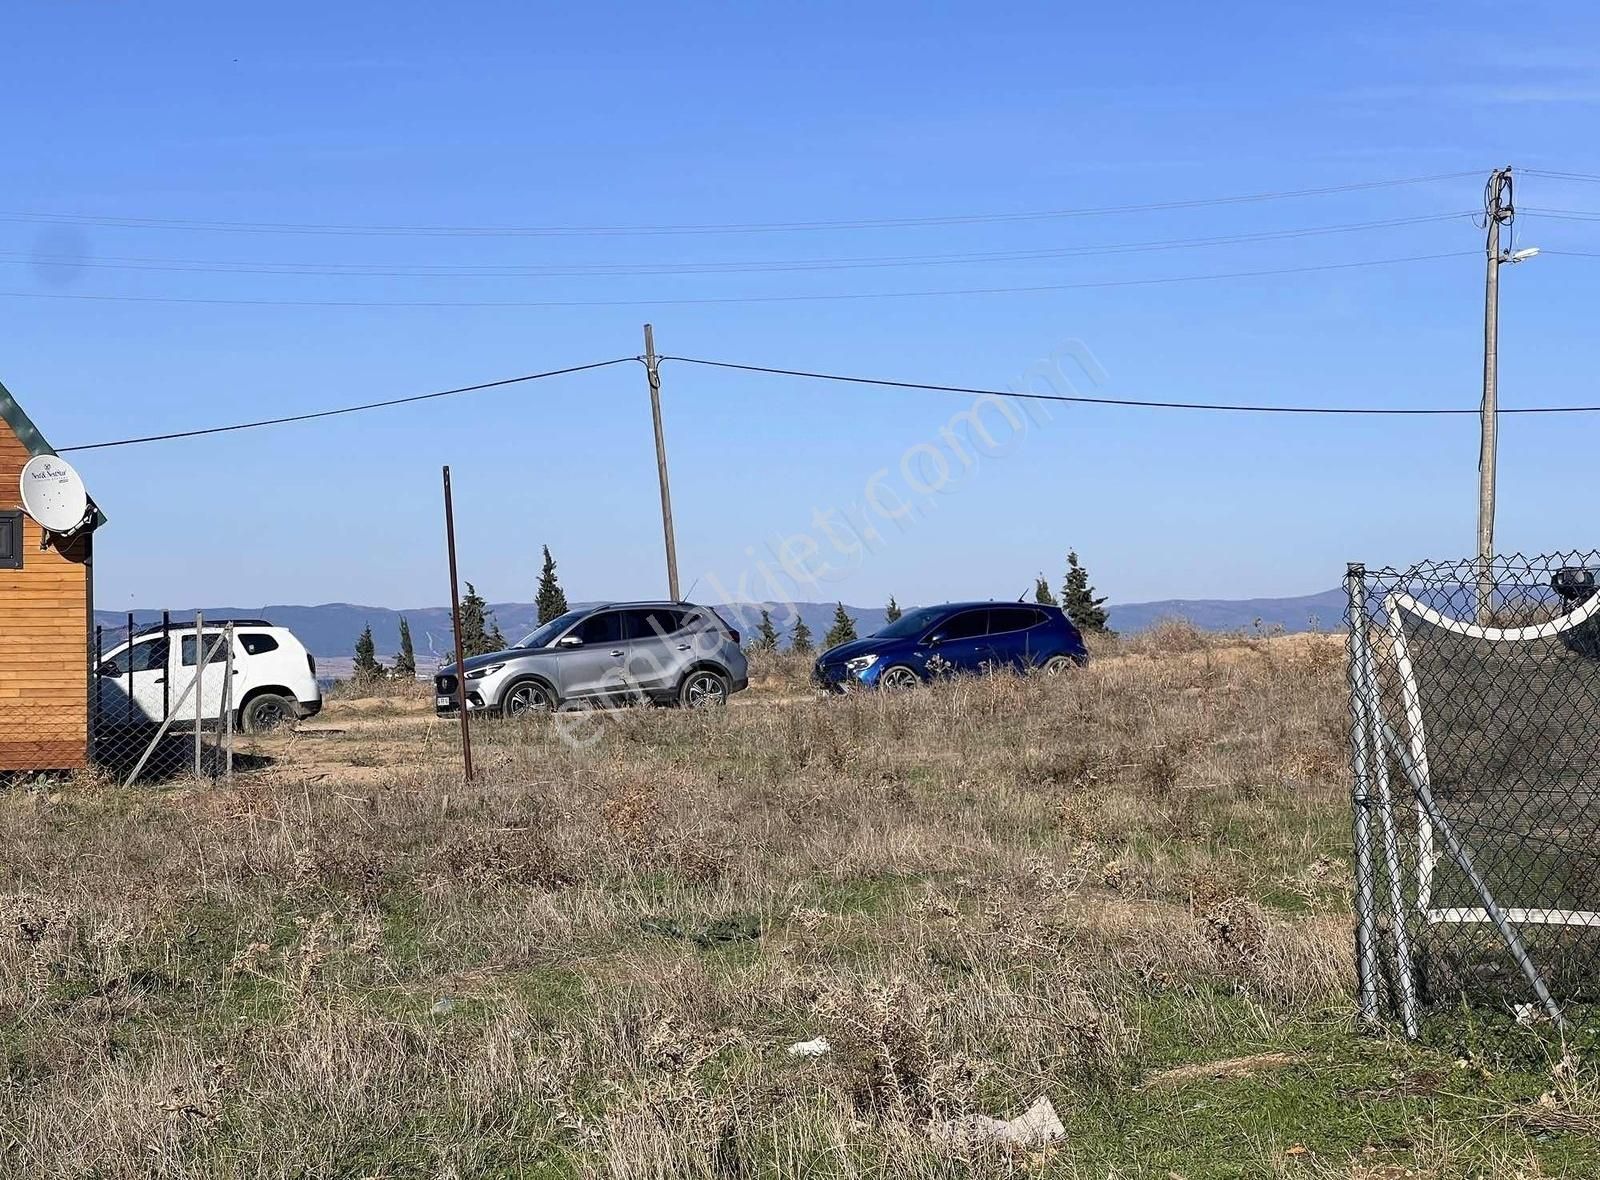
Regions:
[[878, 664, 921, 690]]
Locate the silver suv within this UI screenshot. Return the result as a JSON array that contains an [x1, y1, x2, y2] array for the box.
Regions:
[[434, 601, 749, 717]]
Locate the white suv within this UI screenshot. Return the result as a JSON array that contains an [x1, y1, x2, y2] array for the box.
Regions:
[[95, 619, 323, 733]]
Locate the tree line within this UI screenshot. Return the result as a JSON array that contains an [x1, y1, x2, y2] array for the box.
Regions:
[[353, 544, 1110, 676], [353, 545, 570, 681]]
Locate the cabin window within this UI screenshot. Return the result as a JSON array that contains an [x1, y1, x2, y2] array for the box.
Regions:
[[0, 511, 20, 570]]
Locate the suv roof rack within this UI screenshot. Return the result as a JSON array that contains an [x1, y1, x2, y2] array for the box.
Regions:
[[129, 617, 273, 638]]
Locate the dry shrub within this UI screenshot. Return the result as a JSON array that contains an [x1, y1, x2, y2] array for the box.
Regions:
[[815, 975, 942, 1123], [601, 781, 662, 844], [289, 839, 392, 902], [324, 675, 431, 703], [1139, 742, 1183, 799], [1128, 617, 1213, 655], [1202, 894, 1270, 964], [0, 892, 73, 1010], [436, 827, 574, 889]]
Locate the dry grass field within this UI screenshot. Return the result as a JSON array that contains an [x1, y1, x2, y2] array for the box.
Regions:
[[4, 626, 1600, 1178]]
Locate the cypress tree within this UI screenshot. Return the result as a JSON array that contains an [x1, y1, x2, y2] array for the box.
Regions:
[[884, 596, 902, 623], [824, 602, 857, 649], [459, 582, 494, 657], [1034, 575, 1057, 607], [393, 616, 416, 679], [353, 623, 384, 681], [536, 545, 569, 625], [486, 614, 507, 653], [753, 609, 779, 652], [789, 618, 814, 655], [1061, 551, 1111, 634]]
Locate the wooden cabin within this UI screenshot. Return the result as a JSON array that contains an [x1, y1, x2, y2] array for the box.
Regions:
[[0, 380, 101, 772]]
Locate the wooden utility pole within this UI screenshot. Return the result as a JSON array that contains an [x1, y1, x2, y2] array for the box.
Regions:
[[1478, 167, 1514, 622], [643, 324, 680, 600], [442, 465, 474, 785]]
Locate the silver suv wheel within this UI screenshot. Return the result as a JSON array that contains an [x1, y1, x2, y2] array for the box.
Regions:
[[504, 682, 553, 717], [681, 670, 728, 709]]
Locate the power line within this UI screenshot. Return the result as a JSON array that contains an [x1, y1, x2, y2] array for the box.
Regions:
[[57, 358, 638, 453], [54, 335, 1600, 459], [1522, 169, 1600, 184], [0, 171, 1479, 238], [0, 251, 1478, 310], [661, 355, 1600, 416], [1523, 206, 1600, 221], [4, 212, 1474, 280]]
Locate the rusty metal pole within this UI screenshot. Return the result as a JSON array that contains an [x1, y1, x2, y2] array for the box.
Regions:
[[442, 466, 474, 785]]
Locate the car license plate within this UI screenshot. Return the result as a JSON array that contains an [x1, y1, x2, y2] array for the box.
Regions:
[[436, 696, 452, 707]]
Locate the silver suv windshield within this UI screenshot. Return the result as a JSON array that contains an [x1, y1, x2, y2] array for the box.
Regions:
[[516, 608, 588, 649]]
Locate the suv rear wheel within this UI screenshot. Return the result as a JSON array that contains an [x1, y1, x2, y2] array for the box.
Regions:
[[679, 669, 729, 709], [243, 693, 297, 733]]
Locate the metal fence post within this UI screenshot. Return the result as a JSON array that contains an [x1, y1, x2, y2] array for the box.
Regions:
[[90, 625, 102, 769], [1355, 621, 1420, 1038], [223, 623, 235, 782], [1345, 565, 1381, 1025], [125, 611, 134, 728], [193, 614, 206, 779], [162, 610, 171, 721]]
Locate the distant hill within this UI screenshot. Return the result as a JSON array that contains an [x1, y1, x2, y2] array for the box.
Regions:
[[94, 587, 1341, 664], [1105, 587, 1346, 635], [91, 602, 566, 665]]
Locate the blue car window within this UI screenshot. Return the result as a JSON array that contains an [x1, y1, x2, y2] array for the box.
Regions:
[[987, 607, 1044, 635], [933, 610, 988, 642]]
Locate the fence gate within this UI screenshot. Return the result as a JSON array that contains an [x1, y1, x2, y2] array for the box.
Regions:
[[1347, 553, 1600, 1034]]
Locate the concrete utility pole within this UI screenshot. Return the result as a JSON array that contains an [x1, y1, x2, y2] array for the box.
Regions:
[[643, 324, 680, 601], [1477, 166, 1538, 621], [1477, 166, 1513, 620]]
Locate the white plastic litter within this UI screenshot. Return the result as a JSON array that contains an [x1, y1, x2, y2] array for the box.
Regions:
[[935, 1095, 1064, 1149], [786, 1036, 831, 1058]]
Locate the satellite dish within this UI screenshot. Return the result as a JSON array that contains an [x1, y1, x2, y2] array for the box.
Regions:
[[19, 454, 90, 535]]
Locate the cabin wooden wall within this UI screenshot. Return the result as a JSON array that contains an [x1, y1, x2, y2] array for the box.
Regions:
[[0, 429, 90, 771]]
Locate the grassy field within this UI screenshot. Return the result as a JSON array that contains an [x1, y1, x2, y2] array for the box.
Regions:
[[4, 626, 1599, 1178]]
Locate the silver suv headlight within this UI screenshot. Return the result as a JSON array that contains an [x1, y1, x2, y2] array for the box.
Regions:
[[845, 653, 879, 673], [465, 663, 505, 681]]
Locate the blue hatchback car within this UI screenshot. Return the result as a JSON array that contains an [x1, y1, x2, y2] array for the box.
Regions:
[[813, 602, 1089, 692]]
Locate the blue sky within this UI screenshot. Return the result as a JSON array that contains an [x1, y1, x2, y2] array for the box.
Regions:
[[10, 2, 1600, 613]]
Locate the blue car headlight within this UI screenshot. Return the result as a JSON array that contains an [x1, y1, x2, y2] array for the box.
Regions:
[[845, 653, 879, 675]]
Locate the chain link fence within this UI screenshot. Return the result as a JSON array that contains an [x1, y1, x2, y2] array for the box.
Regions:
[[1347, 552, 1600, 1034], [88, 615, 238, 784]]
